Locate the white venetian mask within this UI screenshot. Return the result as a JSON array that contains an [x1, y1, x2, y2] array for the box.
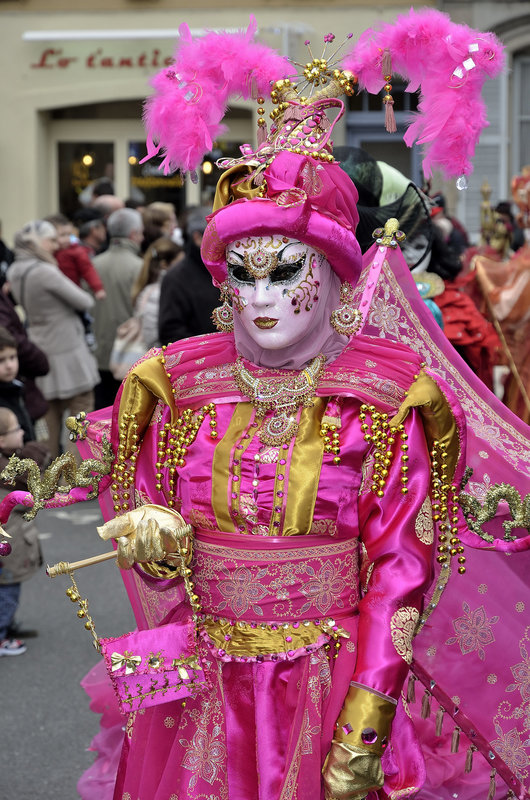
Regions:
[[226, 235, 331, 350]]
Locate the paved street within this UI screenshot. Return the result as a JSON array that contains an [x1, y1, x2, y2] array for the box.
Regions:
[[1, 500, 135, 800]]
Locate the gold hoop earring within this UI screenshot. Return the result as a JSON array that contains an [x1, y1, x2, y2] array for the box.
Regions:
[[330, 282, 362, 336], [211, 282, 234, 333]]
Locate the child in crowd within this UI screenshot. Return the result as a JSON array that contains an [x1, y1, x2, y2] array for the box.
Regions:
[[45, 213, 107, 350], [0, 326, 35, 441], [0, 407, 49, 655]]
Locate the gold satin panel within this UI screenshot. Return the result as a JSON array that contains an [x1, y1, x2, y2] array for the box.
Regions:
[[212, 399, 327, 536], [282, 399, 327, 536], [211, 402, 254, 532], [334, 685, 397, 755], [118, 358, 177, 458], [390, 371, 460, 483], [201, 616, 343, 658], [212, 164, 262, 211]]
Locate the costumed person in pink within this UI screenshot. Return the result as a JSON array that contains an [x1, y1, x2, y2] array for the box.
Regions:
[[0, 11, 529, 800]]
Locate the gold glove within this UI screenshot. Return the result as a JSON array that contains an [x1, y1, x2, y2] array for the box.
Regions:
[[322, 741, 383, 800], [322, 685, 397, 800], [97, 504, 193, 571]]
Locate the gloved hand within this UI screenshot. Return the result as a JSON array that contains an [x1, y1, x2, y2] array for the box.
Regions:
[[322, 740, 383, 800], [97, 504, 192, 570], [322, 684, 396, 800]]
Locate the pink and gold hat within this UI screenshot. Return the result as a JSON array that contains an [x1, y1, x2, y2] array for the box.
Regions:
[[201, 149, 362, 287], [142, 11, 504, 283]]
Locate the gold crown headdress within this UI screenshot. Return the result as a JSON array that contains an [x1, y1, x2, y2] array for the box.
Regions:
[[142, 10, 504, 188]]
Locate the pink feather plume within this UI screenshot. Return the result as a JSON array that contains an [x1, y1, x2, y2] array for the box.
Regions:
[[341, 8, 505, 179], [142, 17, 292, 175]]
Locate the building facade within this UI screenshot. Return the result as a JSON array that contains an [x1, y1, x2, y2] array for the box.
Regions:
[[0, 0, 529, 241]]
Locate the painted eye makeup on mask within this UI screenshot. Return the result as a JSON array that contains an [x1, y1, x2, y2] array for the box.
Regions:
[[227, 256, 306, 286]]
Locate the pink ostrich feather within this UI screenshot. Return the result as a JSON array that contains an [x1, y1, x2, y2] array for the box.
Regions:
[[142, 16, 292, 175], [341, 8, 505, 179]]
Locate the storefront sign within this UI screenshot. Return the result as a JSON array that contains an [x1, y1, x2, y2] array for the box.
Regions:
[[31, 47, 174, 70]]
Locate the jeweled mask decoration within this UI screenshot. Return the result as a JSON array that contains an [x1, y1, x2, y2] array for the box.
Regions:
[[227, 236, 331, 350]]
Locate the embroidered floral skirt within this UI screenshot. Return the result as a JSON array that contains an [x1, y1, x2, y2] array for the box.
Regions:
[[113, 533, 361, 800]]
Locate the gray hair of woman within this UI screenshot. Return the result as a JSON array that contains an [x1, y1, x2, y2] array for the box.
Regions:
[[13, 219, 58, 264]]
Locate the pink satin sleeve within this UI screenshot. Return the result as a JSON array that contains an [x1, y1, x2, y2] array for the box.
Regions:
[[355, 407, 434, 700]]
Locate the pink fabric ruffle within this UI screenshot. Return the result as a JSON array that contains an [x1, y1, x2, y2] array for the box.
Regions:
[[77, 660, 126, 800]]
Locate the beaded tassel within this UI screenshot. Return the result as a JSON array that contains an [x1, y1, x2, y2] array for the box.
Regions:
[[451, 725, 461, 753], [360, 404, 408, 497], [110, 412, 139, 514], [431, 440, 466, 574], [66, 572, 100, 651], [256, 96, 268, 145], [157, 404, 218, 506], [321, 412, 342, 465], [382, 48, 397, 133], [448, 483, 466, 573]]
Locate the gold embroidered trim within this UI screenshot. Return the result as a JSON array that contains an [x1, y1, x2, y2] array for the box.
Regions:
[[193, 537, 356, 562], [415, 497, 434, 545], [415, 562, 451, 634]]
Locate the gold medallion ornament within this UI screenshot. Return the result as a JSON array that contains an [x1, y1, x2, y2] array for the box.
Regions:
[[330, 282, 363, 336], [243, 248, 278, 280], [232, 353, 327, 446], [211, 281, 234, 333]]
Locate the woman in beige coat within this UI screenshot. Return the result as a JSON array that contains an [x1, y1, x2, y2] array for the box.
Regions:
[[8, 220, 99, 458]]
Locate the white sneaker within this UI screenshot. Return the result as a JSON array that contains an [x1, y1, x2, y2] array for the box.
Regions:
[[0, 638, 27, 656]]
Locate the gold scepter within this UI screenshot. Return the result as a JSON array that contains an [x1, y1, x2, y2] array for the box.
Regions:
[[46, 516, 198, 652], [46, 550, 117, 578], [46, 554, 111, 651]]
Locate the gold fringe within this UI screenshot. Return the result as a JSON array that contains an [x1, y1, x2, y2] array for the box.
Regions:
[[451, 725, 461, 753], [435, 706, 445, 737], [420, 690, 431, 719], [407, 673, 416, 703]]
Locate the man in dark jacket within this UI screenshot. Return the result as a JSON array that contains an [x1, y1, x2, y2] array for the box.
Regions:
[[158, 207, 220, 346]]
